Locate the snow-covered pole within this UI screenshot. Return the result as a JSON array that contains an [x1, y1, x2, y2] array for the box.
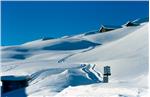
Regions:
[[103, 66, 111, 83]]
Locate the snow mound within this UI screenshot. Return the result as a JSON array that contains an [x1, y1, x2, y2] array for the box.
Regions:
[[2, 64, 103, 97], [42, 40, 100, 50]]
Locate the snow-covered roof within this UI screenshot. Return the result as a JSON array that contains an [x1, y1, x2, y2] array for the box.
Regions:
[[1, 76, 30, 81], [101, 25, 122, 29]]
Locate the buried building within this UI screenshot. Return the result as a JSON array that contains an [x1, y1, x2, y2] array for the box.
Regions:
[[123, 21, 139, 27], [1, 75, 30, 93], [99, 25, 121, 33]]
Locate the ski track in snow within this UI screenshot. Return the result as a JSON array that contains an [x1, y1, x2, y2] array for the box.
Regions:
[[29, 68, 64, 85], [2, 64, 18, 72], [58, 46, 96, 63]]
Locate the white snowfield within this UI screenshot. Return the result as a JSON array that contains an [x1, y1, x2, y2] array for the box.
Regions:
[[1, 22, 149, 97]]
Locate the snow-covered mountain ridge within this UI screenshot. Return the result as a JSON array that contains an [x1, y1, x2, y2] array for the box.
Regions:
[[1, 21, 149, 97]]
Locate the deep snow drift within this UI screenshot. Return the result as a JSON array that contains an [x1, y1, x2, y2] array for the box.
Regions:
[[1, 22, 149, 97]]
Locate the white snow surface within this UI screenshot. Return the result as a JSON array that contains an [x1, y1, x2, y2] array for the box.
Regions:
[[1, 23, 149, 97]]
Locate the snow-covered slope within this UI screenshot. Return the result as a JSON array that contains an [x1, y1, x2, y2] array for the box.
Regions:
[[1, 22, 149, 97], [66, 23, 149, 82]]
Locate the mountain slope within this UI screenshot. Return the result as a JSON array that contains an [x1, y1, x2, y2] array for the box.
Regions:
[[66, 23, 148, 81], [1, 22, 149, 97]]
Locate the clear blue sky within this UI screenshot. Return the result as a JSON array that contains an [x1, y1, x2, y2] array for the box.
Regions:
[[1, 1, 149, 46]]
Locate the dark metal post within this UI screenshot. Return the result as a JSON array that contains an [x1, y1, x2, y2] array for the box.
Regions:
[[103, 66, 111, 83]]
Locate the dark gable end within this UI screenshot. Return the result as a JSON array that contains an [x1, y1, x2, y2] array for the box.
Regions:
[[99, 25, 121, 33], [124, 21, 139, 27], [1, 76, 30, 93]]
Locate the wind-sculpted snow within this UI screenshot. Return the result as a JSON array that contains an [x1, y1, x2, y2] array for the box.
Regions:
[[2, 64, 103, 97], [1, 22, 149, 97], [2, 47, 29, 52], [43, 40, 100, 50], [1, 39, 100, 62], [28, 64, 103, 87]]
